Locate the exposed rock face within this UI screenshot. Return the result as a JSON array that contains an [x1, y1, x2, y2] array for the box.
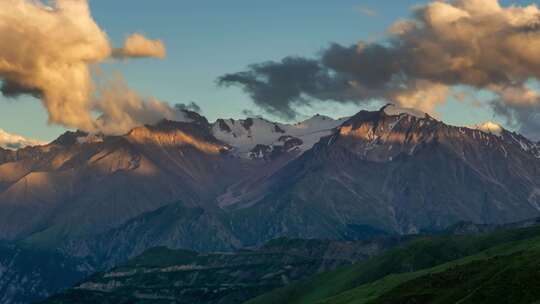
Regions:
[[248, 136, 303, 161]]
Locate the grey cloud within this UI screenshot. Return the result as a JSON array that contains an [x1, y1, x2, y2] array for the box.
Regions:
[[218, 57, 369, 120], [0, 81, 42, 99], [218, 0, 540, 138]]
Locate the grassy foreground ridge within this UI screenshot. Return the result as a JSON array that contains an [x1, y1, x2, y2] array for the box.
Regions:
[[246, 225, 540, 304]]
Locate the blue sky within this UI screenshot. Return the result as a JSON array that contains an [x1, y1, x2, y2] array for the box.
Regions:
[[0, 0, 531, 141]]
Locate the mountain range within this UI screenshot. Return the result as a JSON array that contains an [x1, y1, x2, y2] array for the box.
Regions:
[[2, 104, 540, 303]]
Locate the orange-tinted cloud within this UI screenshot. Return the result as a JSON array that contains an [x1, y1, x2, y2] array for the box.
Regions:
[[0, 0, 173, 135], [113, 33, 166, 59]]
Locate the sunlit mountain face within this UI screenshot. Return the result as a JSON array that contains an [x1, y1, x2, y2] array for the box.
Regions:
[[1, 106, 540, 247]]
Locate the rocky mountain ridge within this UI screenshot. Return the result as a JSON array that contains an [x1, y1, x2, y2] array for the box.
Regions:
[[1, 105, 539, 245], [2, 105, 540, 303]]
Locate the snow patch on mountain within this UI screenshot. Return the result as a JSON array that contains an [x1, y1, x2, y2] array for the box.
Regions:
[[288, 115, 349, 152], [0, 129, 46, 149], [212, 115, 348, 158]]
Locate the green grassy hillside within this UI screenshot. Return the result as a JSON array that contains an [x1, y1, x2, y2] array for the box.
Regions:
[[247, 226, 540, 304]]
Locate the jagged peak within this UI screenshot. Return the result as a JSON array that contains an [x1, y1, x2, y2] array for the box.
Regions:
[[175, 109, 209, 126], [340, 105, 434, 133], [330, 106, 540, 163], [296, 114, 333, 124], [50, 130, 110, 148], [215, 114, 345, 131], [211, 113, 346, 158], [293, 114, 345, 130], [42, 108, 539, 162]]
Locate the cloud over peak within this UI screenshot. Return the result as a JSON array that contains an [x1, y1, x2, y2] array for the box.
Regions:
[[219, 0, 540, 138]]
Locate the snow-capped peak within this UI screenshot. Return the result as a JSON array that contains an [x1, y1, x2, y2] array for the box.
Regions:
[[475, 121, 503, 137], [382, 104, 427, 119], [212, 115, 348, 158], [0, 129, 46, 150]]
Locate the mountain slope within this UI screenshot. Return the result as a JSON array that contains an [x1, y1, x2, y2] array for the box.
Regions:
[[32, 105, 540, 265], [6, 105, 540, 249], [0, 114, 247, 245], [0, 111, 347, 247], [224, 105, 540, 239], [63, 202, 240, 268], [3, 106, 540, 303], [246, 224, 540, 304], [362, 246, 540, 304]]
